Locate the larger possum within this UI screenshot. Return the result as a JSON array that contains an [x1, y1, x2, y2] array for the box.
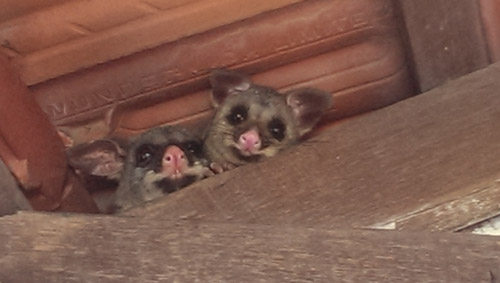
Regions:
[[204, 69, 333, 170], [67, 125, 213, 212]]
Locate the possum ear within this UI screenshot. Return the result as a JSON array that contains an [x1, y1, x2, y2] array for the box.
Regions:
[[67, 139, 127, 180], [286, 88, 333, 136], [209, 69, 252, 107]]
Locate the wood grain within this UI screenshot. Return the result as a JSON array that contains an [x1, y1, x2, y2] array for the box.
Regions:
[[126, 62, 500, 231], [0, 0, 303, 85], [0, 212, 499, 282], [396, 0, 490, 91], [396, 180, 500, 231]]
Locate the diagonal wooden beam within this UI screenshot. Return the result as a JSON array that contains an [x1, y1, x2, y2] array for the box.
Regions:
[[126, 62, 500, 232]]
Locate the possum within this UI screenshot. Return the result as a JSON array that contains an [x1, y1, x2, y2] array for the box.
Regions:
[[115, 126, 212, 211], [204, 69, 333, 171], [67, 125, 213, 212]]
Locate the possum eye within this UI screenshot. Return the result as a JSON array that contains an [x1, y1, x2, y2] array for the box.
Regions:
[[268, 118, 286, 141], [184, 140, 202, 157], [135, 144, 157, 168], [226, 105, 248, 125]]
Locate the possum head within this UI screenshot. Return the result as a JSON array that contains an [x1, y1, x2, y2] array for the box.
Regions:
[[68, 126, 212, 212], [204, 69, 332, 169], [116, 126, 212, 211]]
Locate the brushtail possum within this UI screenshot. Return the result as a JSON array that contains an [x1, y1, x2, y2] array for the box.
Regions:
[[68, 125, 212, 212], [204, 69, 333, 170]]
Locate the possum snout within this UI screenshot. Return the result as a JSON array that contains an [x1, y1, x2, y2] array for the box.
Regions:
[[238, 128, 262, 153], [162, 145, 189, 178]]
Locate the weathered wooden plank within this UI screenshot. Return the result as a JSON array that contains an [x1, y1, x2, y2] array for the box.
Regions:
[[396, 180, 500, 232], [395, 0, 490, 91], [126, 62, 500, 231], [0, 212, 499, 282]]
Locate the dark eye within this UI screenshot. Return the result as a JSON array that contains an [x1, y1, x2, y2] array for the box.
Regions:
[[268, 118, 286, 141], [135, 144, 157, 167], [184, 140, 202, 157], [226, 104, 248, 125]]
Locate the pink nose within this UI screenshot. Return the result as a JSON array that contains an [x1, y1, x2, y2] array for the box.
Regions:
[[163, 145, 185, 167], [239, 129, 261, 151]]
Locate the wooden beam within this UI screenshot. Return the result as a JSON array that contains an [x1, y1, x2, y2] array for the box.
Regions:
[[0, 160, 32, 216], [0, 212, 499, 282], [396, 181, 500, 231], [395, 0, 490, 91], [0, 0, 303, 85], [126, 62, 500, 231], [0, 0, 70, 22], [479, 0, 500, 62]]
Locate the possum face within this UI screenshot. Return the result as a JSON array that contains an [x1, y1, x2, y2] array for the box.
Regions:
[[204, 69, 333, 169], [117, 126, 211, 210], [68, 126, 212, 213], [211, 86, 300, 162]]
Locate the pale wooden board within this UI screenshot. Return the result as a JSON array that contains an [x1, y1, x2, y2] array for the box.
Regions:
[[396, 180, 500, 232], [125, 62, 500, 231], [0, 212, 499, 282]]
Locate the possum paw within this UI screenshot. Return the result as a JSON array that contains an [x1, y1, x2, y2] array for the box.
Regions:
[[201, 166, 215, 178], [210, 162, 225, 174], [209, 162, 237, 174]]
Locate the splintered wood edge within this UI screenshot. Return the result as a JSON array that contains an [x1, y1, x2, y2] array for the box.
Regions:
[[0, 212, 499, 282], [370, 178, 500, 232]]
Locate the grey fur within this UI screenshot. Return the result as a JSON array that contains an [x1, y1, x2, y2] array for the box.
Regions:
[[204, 69, 332, 170], [114, 126, 212, 212]]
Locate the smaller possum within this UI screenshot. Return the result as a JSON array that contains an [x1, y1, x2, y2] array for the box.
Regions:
[[68, 126, 213, 212], [116, 126, 212, 211], [203, 69, 333, 170]]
